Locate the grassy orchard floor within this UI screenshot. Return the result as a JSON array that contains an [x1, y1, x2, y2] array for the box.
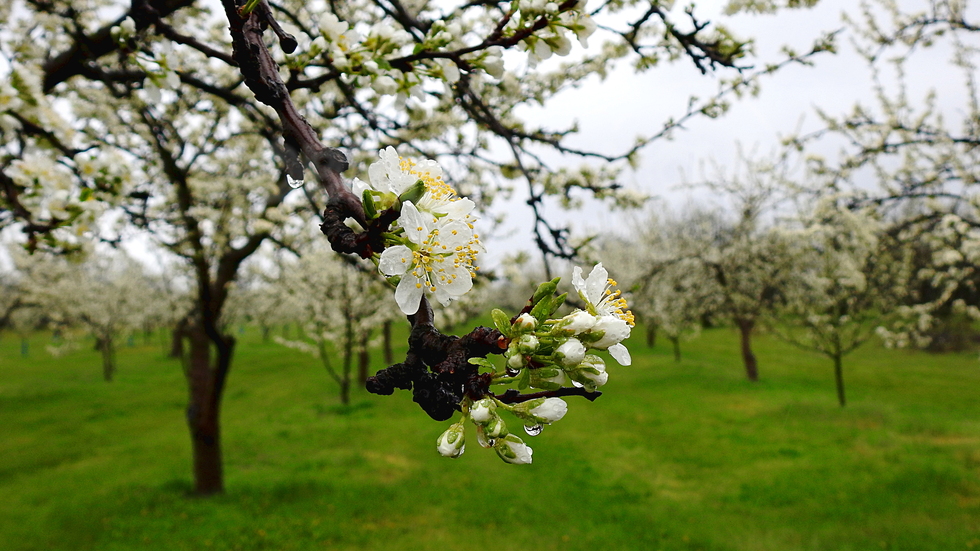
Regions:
[[1, 326, 979, 551]]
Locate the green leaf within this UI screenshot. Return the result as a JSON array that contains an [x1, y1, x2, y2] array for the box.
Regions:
[[398, 179, 425, 206], [468, 357, 495, 370], [491, 308, 513, 337], [362, 190, 377, 220], [530, 278, 558, 307]]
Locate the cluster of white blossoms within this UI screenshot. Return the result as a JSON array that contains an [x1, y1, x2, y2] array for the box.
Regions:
[[357, 147, 482, 315], [296, 2, 594, 100], [436, 263, 633, 463], [111, 17, 181, 105], [436, 395, 569, 464]]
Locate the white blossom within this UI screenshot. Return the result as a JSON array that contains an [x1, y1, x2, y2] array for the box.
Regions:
[[378, 202, 478, 315]]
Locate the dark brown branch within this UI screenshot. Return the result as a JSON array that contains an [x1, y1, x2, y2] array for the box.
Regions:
[[495, 387, 602, 404]]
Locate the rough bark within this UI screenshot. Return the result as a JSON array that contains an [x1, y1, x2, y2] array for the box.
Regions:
[[184, 322, 235, 495]]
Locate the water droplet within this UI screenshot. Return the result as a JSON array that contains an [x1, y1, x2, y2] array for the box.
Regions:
[[571, 380, 584, 388], [287, 174, 305, 189], [452, 444, 465, 458], [506, 367, 520, 377], [524, 424, 543, 436]]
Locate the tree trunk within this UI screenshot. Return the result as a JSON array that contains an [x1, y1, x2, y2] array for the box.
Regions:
[[170, 317, 188, 359], [646, 324, 657, 348], [98, 336, 116, 381], [382, 320, 393, 364], [185, 323, 235, 495], [833, 354, 846, 407], [261, 324, 271, 343], [20, 337, 28, 357], [670, 336, 681, 362], [338, 316, 354, 406], [357, 332, 370, 385], [737, 318, 759, 382]]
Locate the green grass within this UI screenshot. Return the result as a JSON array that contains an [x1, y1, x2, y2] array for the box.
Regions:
[[1, 325, 979, 551]]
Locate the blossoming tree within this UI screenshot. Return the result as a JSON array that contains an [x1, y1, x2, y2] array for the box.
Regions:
[[1, 0, 831, 494], [792, 0, 980, 350], [770, 198, 904, 406]]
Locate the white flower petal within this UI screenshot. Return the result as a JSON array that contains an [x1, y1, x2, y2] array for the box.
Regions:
[[571, 265, 586, 294], [608, 343, 631, 366], [368, 161, 387, 192], [591, 316, 631, 349], [585, 263, 608, 306], [379, 245, 412, 276], [399, 201, 428, 245], [435, 197, 475, 219], [394, 273, 425, 315]]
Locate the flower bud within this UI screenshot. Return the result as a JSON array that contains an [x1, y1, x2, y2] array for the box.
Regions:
[[553, 310, 596, 335], [514, 312, 537, 331], [470, 397, 496, 424], [507, 352, 526, 369], [555, 338, 586, 366], [515, 334, 539, 354], [528, 367, 566, 390], [485, 415, 508, 438], [494, 434, 533, 465], [512, 397, 568, 425], [436, 423, 465, 458], [567, 354, 608, 391]]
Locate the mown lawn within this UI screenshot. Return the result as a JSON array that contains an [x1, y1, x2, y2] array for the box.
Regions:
[[1, 324, 978, 551]]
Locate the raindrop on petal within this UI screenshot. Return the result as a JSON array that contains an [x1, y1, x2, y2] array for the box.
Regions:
[[524, 424, 543, 436]]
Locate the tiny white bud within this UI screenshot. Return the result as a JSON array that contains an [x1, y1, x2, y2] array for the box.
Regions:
[[470, 397, 495, 424], [436, 423, 466, 458], [494, 434, 533, 464], [514, 313, 537, 331], [555, 338, 586, 366], [555, 310, 596, 335], [516, 334, 539, 354]]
